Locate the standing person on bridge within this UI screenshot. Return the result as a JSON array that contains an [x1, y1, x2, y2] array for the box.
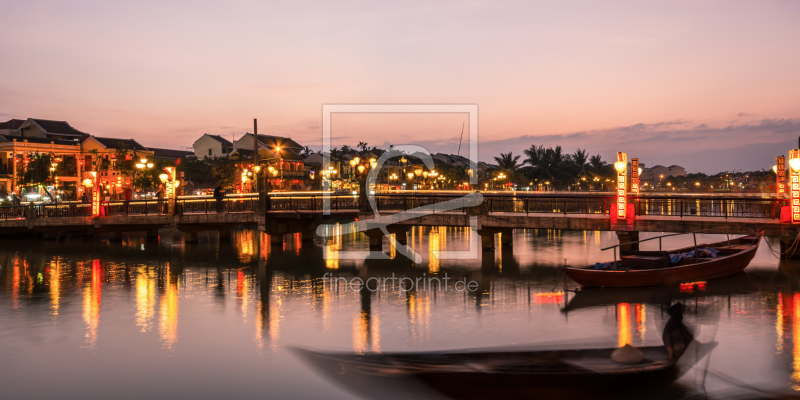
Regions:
[[213, 186, 225, 213]]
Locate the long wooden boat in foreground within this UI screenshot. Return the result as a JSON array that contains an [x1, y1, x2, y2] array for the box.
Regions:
[[562, 231, 763, 288], [291, 305, 715, 400]]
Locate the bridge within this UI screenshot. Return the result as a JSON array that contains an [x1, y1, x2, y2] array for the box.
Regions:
[[0, 192, 797, 258]]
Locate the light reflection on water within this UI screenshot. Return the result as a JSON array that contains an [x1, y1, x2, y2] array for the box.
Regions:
[[0, 227, 797, 399]]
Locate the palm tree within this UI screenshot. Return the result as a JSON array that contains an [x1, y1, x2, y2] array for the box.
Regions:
[[589, 154, 606, 171], [493, 152, 522, 187], [523, 144, 545, 167], [572, 149, 589, 190], [587, 154, 613, 190], [302, 146, 314, 156], [329, 147, 345, 163], [573, 149, 589, 172], [357, 142, 368, 153]]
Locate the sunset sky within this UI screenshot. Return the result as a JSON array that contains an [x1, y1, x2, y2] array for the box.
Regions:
[[1, 0, 799, 173]]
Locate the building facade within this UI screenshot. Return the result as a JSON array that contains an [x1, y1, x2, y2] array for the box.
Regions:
[[640, 165, 687, 187], [0, 118, 154, 200], [193, 134, 233, 158]]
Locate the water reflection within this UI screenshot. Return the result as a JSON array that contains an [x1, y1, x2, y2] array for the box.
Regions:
[[0, 229, 798, 399], [83, 260, 102, 347], [49, 258, 60, 317], [133, 267, 154, 334], [159, 264, 179, 349]]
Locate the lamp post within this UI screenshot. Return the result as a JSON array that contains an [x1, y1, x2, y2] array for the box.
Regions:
[[350, 157, 377, 211], [614, 152, 628, 220], [163, 166, 176, 215], [496, 172, 507, 190], [274, 146, 283, 191], [135, 157, 154, 198]]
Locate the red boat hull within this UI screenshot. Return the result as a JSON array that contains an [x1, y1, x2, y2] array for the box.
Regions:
[[563, 234, 761, 288]]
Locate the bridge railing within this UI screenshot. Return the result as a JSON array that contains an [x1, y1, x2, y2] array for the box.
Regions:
[[175, 197, 259, 214], [0, 194, 790, 220], [105, 200, 166, 216], [0, 205, 29, 220], [37, 203, 93, 218], [634, 196, 786, 219]]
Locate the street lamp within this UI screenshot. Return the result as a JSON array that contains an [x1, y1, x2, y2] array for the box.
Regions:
[[790, 155, 800, 173], [274, 146, 283, 191]]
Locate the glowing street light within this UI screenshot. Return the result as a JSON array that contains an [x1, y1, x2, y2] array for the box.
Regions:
[[791, 154, 800, 173]]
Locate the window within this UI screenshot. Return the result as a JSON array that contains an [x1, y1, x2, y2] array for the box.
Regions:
[[208, 149, 212, 156]]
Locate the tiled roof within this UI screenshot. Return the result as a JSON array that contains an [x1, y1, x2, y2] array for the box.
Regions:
[[147, 147, 195, 159], [255, 134, 303, 150], [30, 119, 89, 137], [0, 134, 80, 146], [0, 119, 25, 130], [92, 137, 148, 151], [207, 134, 233, 146]]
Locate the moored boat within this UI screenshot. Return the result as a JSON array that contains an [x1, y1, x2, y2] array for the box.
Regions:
[[562, 231, 763, 288], [291, 304, 715, 400]]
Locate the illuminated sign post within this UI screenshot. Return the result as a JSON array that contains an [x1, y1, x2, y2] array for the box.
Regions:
[[89, 171, 101, 217], [790, 150, 800, 224], [631, 158, 639, 195], [161, 167, 178, 215], [614, 152, 628, 220], [776, 156, 786, 198]]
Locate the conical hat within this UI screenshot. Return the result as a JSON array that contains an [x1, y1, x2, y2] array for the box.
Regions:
[[611, 344, 644, 364]]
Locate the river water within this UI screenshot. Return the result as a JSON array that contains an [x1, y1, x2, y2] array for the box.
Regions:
[[0, 226, 797, 399]]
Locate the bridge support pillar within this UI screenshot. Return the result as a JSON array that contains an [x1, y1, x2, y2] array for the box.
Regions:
[[500, 229, 514, 247], [183, 231, 199, 242], [364, 230, 383, 251], [218, 229, 230, 240], [479, 231, 495, 251], [146, 229, 159, 241], [394, 230, 408, 245], [781, 234, 800, 260], [616, 231, 640, 255]]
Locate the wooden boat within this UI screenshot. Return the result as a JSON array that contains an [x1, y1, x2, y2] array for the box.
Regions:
[[562, 231, 763, 288], [291, 315, 716, 400]]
